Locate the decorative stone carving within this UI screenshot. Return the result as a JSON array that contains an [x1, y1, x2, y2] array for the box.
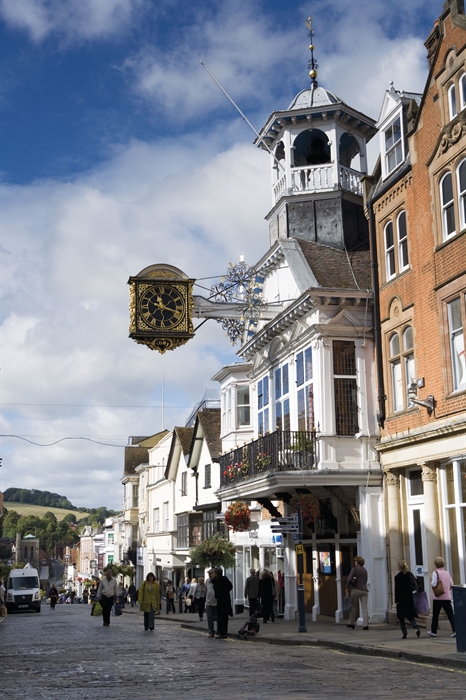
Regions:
[[421, 463, 437, 482], [385, 471, 399, 487]]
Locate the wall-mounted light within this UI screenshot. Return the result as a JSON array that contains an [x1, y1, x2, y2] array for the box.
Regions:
[[408, 382, 435, 415]]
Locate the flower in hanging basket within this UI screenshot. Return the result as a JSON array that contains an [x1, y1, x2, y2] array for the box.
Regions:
[[225, 501, 251, 532], [223, 464, 236, 481], [289, 493, 320, 523], [256, 451, 272, 471]]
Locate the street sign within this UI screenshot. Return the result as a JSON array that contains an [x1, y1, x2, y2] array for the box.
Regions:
[[296, 544, 304, 555]]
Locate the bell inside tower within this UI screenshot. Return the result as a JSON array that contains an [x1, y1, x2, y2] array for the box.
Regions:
[[293, 129, 331, 167]]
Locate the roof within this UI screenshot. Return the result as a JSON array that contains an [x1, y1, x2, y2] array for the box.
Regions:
[[297, 240, 372, 291], [196, 408, 221, 461], [123, 445, 149, 476], [288, 86, 341, 110], [174, 427, 194, 456]]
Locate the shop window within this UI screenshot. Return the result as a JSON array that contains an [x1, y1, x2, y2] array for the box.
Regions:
[[275, 363, 290, 430], [447, 296, 466, 391], [384, 115, 403, 175], [457, 159, 466, 230], [237, 385, 250, 427], [333, 340, 358, 435], [385, 221, 396, 279], [448, 83, 457, 120], [397, 211, 409, 270], [441, 171, 456, 239], [296, 347, 314, 430]]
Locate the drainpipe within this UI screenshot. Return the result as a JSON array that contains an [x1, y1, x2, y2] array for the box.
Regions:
[[367, 200, 386, 428]]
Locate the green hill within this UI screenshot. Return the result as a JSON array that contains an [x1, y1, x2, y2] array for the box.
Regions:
[[4, 502, 89, 521]]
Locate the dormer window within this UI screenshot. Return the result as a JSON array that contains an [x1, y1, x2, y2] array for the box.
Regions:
[[448, 83, 457, 120], [385, 115, 403, 174]]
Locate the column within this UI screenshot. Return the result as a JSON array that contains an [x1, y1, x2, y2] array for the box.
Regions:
[[421, 463, 439, 574], [385, 470, 403, 597]]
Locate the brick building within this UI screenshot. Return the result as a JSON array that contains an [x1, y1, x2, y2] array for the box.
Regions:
[[364, 0, 466, 621]]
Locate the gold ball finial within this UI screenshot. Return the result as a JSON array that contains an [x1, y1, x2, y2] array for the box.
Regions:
[[309, 44, 314, 51], [309, 69, 318, 79]]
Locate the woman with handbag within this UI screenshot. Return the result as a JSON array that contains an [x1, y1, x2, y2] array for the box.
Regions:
[[394, 560, 421, 639], [165, 580, 176, 614], [195, 576, 207, 621], [138, 572, 160, 631], [427, 557, 456, 638], [345, 556, 369, 630]]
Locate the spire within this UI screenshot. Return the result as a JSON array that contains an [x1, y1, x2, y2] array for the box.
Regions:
[[305, 17, 319, 88]]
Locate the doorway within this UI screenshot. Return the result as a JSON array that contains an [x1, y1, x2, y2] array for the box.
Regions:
[[317, 543, 337, 616], [303, 546, 314, 612], [408, 504, 428, 591]]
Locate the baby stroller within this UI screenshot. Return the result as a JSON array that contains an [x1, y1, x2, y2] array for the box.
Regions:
[[238, 613, 260, 640]]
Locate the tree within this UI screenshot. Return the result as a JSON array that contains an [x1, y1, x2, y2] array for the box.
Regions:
[[62, 513, 76, 524], [2, 511, 20, 538], [189, 533, 236, 569]]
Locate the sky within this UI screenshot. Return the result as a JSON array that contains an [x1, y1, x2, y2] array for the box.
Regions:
[[0, 0, 442, 510]]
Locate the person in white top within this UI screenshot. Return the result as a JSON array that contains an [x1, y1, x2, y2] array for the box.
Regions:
[[96, 568, 118, 627]]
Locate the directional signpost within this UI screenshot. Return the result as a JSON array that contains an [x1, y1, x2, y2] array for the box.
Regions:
[[271, 509, 306, 632]]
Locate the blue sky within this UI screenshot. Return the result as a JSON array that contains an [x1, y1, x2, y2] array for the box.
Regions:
[[0, 0, 442, 508]]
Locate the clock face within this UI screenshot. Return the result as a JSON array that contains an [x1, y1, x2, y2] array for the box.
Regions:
[[139, 284, 186, 330]]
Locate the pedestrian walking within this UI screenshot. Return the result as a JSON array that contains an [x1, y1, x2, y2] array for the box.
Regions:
[[195, 576, 207, 621], [138, 572, 160, 632], [188, 578, 198, 613], [89, 585, 97, 604], [213, 567, 233, 639], [165, 580, 176, 614], [96, 568, 118, 627], [427, 557, 456, 638], [206, 569, 218, 638], [128, 582, 137, 607], [244, 569, 259, 615], [258, 569, 275, 623], [49, 585, 58, 610], [82, 587, 89, 605], [179, 577, 191, 613], [394, 560, 421, 639], [345, 556, 369, 630]]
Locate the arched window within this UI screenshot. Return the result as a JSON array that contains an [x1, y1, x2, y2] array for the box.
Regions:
[[389, 333, 403, 412], [448, 83, 457, 120], [397, 210, 409, 270], [460, 73, 466, 112], [389, 326, 415, 413], [457, 159, 466, 230], [440, 171, 456, 238], [385, 221, 395, 279], [293, 129, 330, 167]]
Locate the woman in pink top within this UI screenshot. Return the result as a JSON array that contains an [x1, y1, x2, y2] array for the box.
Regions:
[[427, 556, 456, 638]]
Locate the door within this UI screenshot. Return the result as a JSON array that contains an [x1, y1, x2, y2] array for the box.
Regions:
[[303, 546, 314, 612], [317, 544, 337, 616], [408, 505, 428, 592], [340, 544, 358, 618]]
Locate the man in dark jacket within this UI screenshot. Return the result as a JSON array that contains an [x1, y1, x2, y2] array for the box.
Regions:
[[213, 567, 233, 639], [244, 569, 260, 615]]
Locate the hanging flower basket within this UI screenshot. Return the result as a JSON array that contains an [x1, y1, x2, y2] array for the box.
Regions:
[[224, 501, 251, 532], [256, 451, 272, 471], [289, 493, 320, 523]]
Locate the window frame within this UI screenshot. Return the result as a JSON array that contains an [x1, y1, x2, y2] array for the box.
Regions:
[[387, 324, 415, 414], [384, 114, 403, 176], [397, 210, 409, 271], [333, 340, 359, 436], [457, 158, 466, 231], [236, 384, 251, 427], [447, 296, 466, 392], [180, 471, 187, 497], [296, 346, 314, 431], [204, 463, 211, 489], [384, 220, 396, 280], [440, 170, 456, 239], [153, 508, 160, 534], [448, 83, 458, 120], [460, 73, 466, 112], [257, 375, 270, 436]]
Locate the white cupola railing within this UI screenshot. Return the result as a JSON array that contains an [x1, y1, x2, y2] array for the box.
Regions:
[[273, 163, 363, 204]]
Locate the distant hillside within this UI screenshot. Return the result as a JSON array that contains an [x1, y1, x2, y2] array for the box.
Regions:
[[4, 502, 89, 521], [3, 487, 81, 511]]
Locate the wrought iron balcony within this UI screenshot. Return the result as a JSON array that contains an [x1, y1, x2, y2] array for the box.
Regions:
[[219, 430, 317, 488]]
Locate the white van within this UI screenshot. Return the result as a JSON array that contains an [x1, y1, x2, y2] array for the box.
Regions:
[[6, 563, 41, 613]]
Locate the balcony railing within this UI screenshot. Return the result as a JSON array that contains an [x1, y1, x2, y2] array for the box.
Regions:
[[219, 429, 317, 488], [273, 164, 363, 204]]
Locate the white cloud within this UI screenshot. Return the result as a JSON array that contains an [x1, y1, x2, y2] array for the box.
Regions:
[[0, 0, 142, 43], [1, 133, 269, 508]]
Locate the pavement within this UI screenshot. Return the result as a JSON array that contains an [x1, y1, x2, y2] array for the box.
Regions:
[[121, 605, 465, 671]]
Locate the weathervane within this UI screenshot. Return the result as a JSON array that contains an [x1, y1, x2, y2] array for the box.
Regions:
[[305, 17, 319, 87]]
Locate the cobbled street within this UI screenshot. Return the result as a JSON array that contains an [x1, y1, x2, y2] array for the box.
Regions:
[[1, 605, 465, 700]]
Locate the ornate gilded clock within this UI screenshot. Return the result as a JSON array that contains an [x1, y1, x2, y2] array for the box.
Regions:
[[128, 264, 195, 354]]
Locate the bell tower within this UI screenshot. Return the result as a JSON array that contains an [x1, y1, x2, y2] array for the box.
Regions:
[[255, 18, 377, 251]]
